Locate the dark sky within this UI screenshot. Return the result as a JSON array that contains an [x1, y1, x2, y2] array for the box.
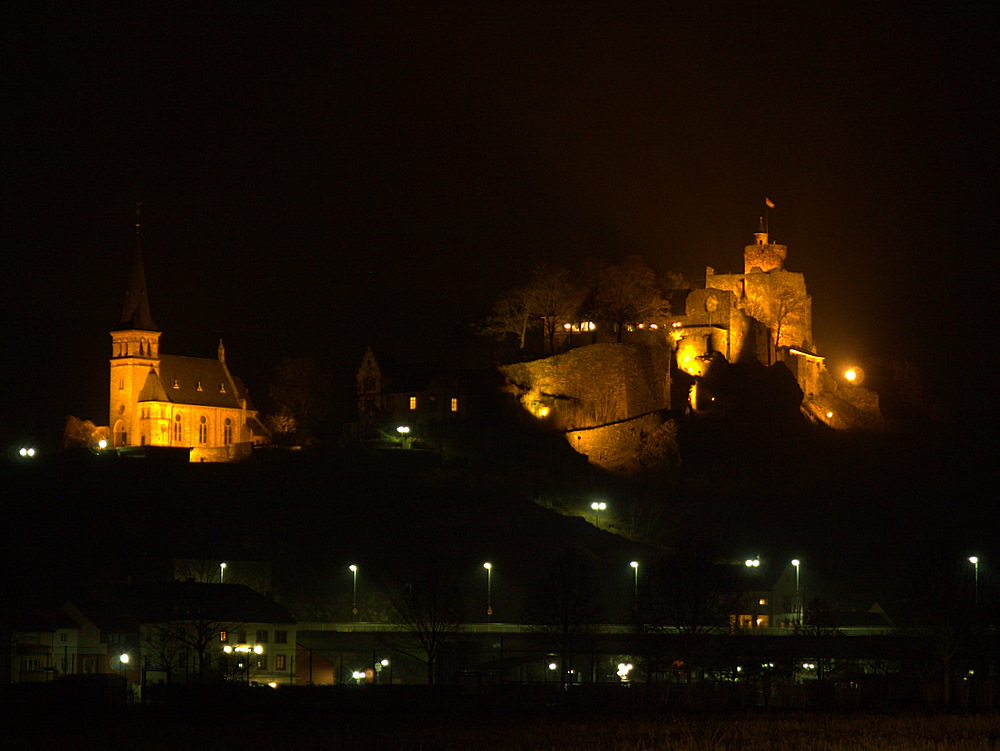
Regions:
[[3, 4, 997, 443]]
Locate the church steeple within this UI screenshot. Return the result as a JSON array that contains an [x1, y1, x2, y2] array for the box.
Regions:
[[119, 202, 158, 332]]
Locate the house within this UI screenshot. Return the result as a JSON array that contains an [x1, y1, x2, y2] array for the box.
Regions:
[[5, 583, 297, 691], [355, 347, 469, 444]]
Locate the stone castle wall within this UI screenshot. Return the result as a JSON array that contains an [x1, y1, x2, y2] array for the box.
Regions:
[[500, 343, 671, 430], [565, 412, 670, 474]]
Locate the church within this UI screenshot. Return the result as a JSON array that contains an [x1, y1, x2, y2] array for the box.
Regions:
[[109, 220, 268, 462]]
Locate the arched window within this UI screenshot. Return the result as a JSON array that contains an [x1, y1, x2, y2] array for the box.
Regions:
[[173, 414, 183, 443], [224, 418, 233, 445], [114, 420, 126, 447], [199, 415, 208, 444]]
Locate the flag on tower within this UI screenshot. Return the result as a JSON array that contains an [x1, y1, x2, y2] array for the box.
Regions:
[[765, 197, 775, 208]]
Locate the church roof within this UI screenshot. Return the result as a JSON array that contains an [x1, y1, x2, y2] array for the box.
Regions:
[[138, 354, 254, 410], [119, 238, 158, 332]]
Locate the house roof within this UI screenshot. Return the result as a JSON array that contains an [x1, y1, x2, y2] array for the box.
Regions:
[[138, 355, 255, 411], [124, 582, 295, 625]]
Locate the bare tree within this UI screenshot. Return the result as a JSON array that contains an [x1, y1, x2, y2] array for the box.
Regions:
[[386, 561, 465, 685], [524, 548, 602, 688], [62, 416, 110, 449], [523, 264, 585, 355], [268, 356, 333, 441], [477, 286, 536, 355], [646, 545, 742, 686], [593, 256, 671, 343]]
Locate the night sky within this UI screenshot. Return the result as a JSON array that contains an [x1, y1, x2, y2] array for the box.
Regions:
[[3, 5, 997, 445]]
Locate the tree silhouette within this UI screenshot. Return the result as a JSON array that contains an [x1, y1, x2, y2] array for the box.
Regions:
[[524, 548, 602, 687], [386, 560, 465, 685], [592, 256, 671, 343]]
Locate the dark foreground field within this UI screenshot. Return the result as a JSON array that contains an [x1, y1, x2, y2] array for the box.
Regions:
[[4, 710, 999, 750]]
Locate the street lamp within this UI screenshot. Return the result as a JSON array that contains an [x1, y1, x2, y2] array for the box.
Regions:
[[969, 556, 979, 607], [630, 561, 639, 612], [483, 562, 493, 622], [220, 562, 227, 583], [791, 559, 801, 625], [349, 564, 358, 620], [591, 501, 606, 529]]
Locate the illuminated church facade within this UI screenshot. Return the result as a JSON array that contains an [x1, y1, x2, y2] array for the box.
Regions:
[[109, 226, 268, 462]]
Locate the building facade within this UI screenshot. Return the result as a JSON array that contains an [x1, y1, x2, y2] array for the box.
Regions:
[[109, 224, 267, 461]]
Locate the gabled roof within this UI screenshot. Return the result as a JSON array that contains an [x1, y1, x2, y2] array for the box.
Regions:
[[118, 582, 295, 625], [139, 355, 252, 410]]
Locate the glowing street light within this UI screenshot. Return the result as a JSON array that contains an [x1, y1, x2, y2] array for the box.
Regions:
[[844, 368, 857, 382], [791, 559, 801, 625], [483, 562, 493, 622], [220, 562, 227, 583], [745, 558, 760, 567], [630, 561, 639, 612], [349, 564, 359, 620], [969, 556, 980, 606], [591, 501, 607, 529]]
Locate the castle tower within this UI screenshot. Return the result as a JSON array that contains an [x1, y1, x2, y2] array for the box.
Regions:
[[109, 205, 161, 447], [743, 217, 788, 273]]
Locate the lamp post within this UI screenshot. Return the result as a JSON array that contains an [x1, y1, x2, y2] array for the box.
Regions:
[[220, 562, 227, 583], [483, 562, 493, 623], [349, 564, 358, 621], [969, 556, 979, 607], [791, 559, 801, 625], [630, 561, 639, 613], [591, 501, 606, 530]]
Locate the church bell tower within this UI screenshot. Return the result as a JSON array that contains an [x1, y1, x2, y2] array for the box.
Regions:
[[109, 204, 161, 447]]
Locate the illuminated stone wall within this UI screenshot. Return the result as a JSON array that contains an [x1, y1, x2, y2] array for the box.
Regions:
[[565, 413, 669, 474], [707, 268, 813, 352], [500, 343, 671, 430]]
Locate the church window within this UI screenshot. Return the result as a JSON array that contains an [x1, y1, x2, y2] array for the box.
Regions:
[[451, 397, 458, 412], [173, 414, 182, 442], [224, 418, 233, 445], [409, 396, 417, 410], [199, 416, 207, 444], [118, 379, 124, 390]]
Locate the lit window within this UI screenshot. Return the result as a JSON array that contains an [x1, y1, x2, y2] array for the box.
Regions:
[[409, 395, 417, 410], [199, 416, 207, 444], [256, 655, 267, 670], [172, 379, 179, 389], [759, 598, 768, 606], [224, 418, 233, 445], [173, 414, 182, 442], [276, 654, 286, 670], [220, 630, 227, 643], [450, 397, 458, 412]]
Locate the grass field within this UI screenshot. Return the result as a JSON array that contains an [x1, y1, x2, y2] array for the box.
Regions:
[[4, 711, 1000, 750]]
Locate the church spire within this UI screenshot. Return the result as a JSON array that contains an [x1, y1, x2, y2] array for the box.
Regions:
[[119, 202, 158, 331]]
